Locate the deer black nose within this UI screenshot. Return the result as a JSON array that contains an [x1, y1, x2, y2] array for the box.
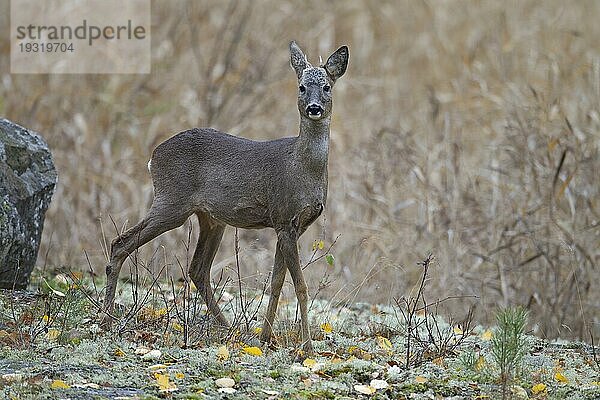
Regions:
[[306, 104, 323, 117]]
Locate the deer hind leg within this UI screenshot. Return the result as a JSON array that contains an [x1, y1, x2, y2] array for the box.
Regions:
[[102, 200, 192, 328], [188, 212, 227, 327]]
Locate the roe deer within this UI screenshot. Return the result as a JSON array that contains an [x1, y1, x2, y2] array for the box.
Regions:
[[102, 41, 348, 354]]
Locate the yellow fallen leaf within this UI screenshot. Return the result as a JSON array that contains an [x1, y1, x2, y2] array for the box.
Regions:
[[555, 372, 569, 383], [175, 372, 185, 380], [475, 355, 486, 371], [46, 328, 60, 340], [172, 322, 184, 332], [354, 384, 376, 395], [243, 346, 263, 356], [142, 306, 168, 320], [320, 322, 333, 334], [51, 380, 70, 389], [481, 330, 493, 341], [155, 373, 177, 392], [42, 315, 52, 323], [453, 326, 463, 335], [114, 348, 125, 357], [155, 373, 168, 383], [347, 346, 373, 360], [376, 336, 392, 351], [532, 383, 546, 394], [253, 327, 262, 334], [415, 376, 428, 384], [217, 345, 230, 361], [303, 358, 317, 368], [591, 381, 600, 386], [156, 308, 168, 317]]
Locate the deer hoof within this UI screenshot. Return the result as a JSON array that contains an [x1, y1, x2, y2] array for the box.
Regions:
[[99, 313, 113, 331], [302, 341, 315, 357], [259, 332, 270, 345]]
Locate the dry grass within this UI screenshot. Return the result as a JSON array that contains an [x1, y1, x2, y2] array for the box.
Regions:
[[0, 0, 598, 341]]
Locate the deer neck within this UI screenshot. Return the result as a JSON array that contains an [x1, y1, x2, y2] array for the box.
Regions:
[[295, 116, 330, 176]]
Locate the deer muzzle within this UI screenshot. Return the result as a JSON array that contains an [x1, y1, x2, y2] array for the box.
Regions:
[[306, 104, 324, 119]]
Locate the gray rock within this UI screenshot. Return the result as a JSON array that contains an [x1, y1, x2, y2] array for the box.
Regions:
[[0, 118, 57, 289]]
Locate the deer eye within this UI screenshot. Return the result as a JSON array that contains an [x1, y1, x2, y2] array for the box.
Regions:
[[323, 84, 331, 93], [299, 85, 306, 93]]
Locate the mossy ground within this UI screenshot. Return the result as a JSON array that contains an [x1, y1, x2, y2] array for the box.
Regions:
[[0, 281, 598, 400]]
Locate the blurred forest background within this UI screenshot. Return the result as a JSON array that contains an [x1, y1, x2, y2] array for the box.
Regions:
[[0, 0, 598, 341]]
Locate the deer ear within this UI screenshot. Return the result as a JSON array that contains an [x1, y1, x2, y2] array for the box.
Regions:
[[324, 45, 349, 81], [290, 41, 310, 79]]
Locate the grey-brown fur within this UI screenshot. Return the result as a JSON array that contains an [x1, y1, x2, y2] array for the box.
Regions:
[[102, 41, 348, 355]]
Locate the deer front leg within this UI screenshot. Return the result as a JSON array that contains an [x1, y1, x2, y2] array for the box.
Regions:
[[260, 239, 286, 346], [278, 230, 314, 356]]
